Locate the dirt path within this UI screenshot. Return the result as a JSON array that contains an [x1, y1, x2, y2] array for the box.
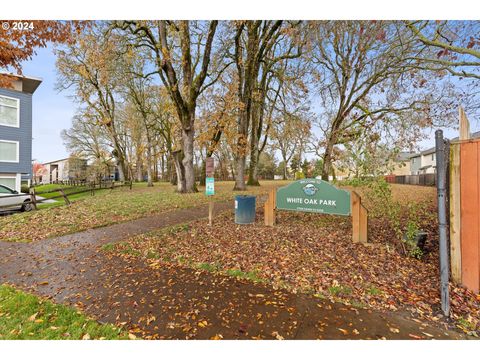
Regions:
[[0, 200, 465, 339]]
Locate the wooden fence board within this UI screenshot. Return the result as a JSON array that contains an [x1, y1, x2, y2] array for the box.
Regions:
[[264, 188, 276, 226], [359, 204, 368, 244], [351, 191, 360, 243], [450, 143, 462, 283], [460, 141, 480, 293], [473, 141, 480, 293], [459, 106, 470, 140]]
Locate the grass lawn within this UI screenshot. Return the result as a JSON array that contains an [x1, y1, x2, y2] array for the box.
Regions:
[[33, 183, 114, 209], [37, 189, 113, 210], [31, 184, 75, 193], [0, 285, 128, 340], [0, 180, 290, 242]]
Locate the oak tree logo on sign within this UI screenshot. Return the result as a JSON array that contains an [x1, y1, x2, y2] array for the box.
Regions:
[[302, 183, 318, 196]]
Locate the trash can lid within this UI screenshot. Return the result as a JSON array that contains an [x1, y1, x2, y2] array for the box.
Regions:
[[235, 194, 256, 200]]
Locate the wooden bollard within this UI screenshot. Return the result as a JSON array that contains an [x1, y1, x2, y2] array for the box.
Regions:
[[264, 188, 276, 226], [351, 191, 368, 243], [59, 188, 71, 205], [30, 188, 37, 211]]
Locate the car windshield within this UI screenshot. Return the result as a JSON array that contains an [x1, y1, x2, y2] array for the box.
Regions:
[[0, 185, 15, 194]]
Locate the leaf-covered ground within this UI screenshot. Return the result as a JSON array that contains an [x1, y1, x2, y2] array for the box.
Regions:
[[0, 184, 472, 339], [112, 184, 480, 336], [0, 181, 288, 242], [0, 285, 129, 340]]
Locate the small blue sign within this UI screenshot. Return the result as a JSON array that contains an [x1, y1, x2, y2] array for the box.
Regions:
[[206, 177, 215, 196]]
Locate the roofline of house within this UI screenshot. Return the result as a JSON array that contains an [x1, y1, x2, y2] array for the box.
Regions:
[[421, 147, 436, 155], [409, 131, 480, 159], [0, 72, 43, 94], [42, 158, 70, 165], [42, 157, 87, 165]]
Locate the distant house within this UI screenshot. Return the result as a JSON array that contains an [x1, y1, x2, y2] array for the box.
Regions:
[[418, 147, 436, 175], [0, 74, 42, 192], [410, 153, 421, 175], [409, 147, 436, 175], [410, 130, 480, 175], [388, 152, 416, 176], [41, 157, 88, 184]]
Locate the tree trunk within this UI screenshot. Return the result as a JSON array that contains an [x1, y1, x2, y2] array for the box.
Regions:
[[234, 107, 250, 190], [168, 156, 176, 185], [181, 126, 197, 193], [199, 158, 207, 186], [247, 107, 261, 186], [153, 147, 158, 182], [159, 153, 164, 182], [117, 159, 126, 182], [172, 150, 185, 191], [235, 155, 247, 190], [136, 154, 143, 182], [321, 141, 334, 182], [247, 104, 260, 186], [229, 159, 235, 181], [146, 145, 153, 187], [247, 149, 260, 186]]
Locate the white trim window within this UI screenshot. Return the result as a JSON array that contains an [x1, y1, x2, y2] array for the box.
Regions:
[[0, 174, 19, 192], [0, 140, 19, 163], [0, 95, 20, 128]]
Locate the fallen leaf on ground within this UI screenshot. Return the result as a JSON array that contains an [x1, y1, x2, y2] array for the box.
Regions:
[[272, 331, 284, 340]]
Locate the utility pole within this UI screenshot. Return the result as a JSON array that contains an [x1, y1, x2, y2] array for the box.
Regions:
[[435, 129, 450, 317]]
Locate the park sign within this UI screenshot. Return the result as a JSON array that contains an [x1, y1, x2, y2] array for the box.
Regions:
[[206, 177, 215, 196], [276, 179, 351, 216], [206, 157, 215, 177], [205, 157, 215, 196]]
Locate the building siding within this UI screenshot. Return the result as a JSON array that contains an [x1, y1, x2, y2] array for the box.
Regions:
[[0, 87, 33, 178], [410, 156, 420, 175]]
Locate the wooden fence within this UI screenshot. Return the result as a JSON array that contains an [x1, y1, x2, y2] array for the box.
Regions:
[[0, 180, 132, 212], [449, 107, 480, 293], [384, 174, 436, 186]]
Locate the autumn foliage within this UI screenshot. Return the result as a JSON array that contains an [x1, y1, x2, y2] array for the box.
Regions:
[[0, 20, 80, 87]]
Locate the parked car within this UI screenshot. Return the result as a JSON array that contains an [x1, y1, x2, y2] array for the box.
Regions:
[[0, 184, 33, 212]]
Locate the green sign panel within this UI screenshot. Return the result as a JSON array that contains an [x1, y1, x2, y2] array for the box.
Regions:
[[276, 179, 351, 216], [206, 177, 215, 196]]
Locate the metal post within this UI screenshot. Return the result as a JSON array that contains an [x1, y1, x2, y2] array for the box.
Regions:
[[435, 130, 450, 316]]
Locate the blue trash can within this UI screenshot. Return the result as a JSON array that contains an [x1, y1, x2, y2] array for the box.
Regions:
[[235, 195, 256, 224]]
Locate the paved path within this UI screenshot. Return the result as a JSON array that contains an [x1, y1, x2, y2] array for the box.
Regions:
[[0, 200, 465, 339]]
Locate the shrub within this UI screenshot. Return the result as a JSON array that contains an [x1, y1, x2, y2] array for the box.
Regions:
[[338, 177, 372, 187], [364, 177, 425, 259], [295, 171, 305, 180], [401, 204, 425, 259]]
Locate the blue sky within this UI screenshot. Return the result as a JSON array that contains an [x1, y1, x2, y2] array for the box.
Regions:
[[20, 44, 479, 163], [22, 46, 74, 163]]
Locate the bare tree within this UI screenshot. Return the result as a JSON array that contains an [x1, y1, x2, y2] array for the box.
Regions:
[[56, 23, 129, 181], [232, 20, 283, 190], [111, 20, 221, 192], [308, 21, 454, 181]]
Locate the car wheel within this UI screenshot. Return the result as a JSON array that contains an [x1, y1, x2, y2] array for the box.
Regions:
[[21, 200, 33, 212]]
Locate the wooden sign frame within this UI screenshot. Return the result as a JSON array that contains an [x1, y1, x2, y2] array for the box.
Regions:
[[264, 187, 368, 244]]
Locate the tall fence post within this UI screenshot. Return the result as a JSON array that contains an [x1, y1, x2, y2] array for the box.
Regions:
[[30, 187, 37, 211], [59, 188, 71, 205], [449, 142, 462, 283], [435, 129, 450, 316]]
